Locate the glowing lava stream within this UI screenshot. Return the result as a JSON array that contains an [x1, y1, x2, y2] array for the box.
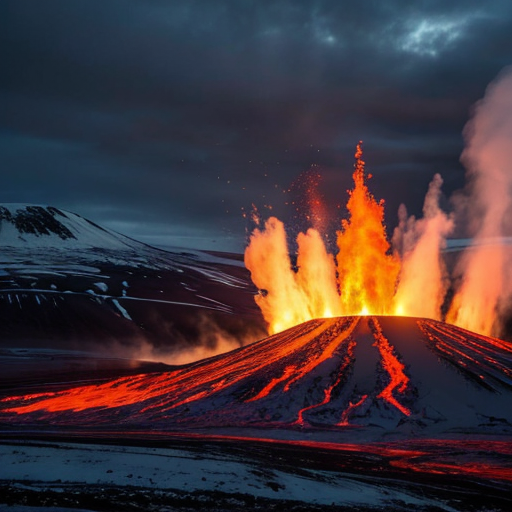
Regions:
[[338, 394, 368, 426], [370, 318, 411, 416], [1, 319, 354, 418], [417, 319, 512, 386], [246, 316, 358, 403], [294, 337, 356, 426], [0, 316, 414, 425]]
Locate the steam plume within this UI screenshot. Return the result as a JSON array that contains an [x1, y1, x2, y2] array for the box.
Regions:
[[244, 217, 310, 334], [393, 174, 454, 319], [448, 67, 512, 336], [296, 228, 341, 320]]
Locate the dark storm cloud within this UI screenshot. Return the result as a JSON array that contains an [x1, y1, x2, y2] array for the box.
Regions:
[[2, 0, 512, 250]]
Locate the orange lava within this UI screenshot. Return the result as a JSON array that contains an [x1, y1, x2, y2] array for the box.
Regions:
[[336, 143, 400, 316], [245, 317, 357, 402], [1, 319, 357, 419], [338, 393, 368, 426], [244, 142, 399, 335], [370, 318, 410, 416], [294, 337, 356, 426]]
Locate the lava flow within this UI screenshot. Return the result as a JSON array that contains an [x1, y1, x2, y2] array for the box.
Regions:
[[0, 316, 413, 428], [3, 316, 512, 435]]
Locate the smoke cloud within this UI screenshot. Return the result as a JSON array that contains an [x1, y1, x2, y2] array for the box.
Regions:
[[448, 67, 512, 336], [126, 312, 265, 365], [393, 174, 454, 319]]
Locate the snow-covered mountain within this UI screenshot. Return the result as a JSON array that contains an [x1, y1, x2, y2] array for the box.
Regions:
[[0, 204, 264, 354], [0, 204, 143, 250]]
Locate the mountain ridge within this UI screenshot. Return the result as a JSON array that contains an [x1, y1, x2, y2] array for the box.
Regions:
[[0, 203, 156, 251], [0, 203, 264, 354]]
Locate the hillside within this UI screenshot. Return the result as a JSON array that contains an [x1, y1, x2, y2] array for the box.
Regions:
[[0, 204, 264, 357], [3, 315, 512, 441]]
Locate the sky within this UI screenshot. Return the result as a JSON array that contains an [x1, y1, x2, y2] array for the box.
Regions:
[[2, 0, 512, 252]]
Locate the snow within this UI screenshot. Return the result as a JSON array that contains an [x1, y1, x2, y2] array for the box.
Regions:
[[181, 264, 248, 288], [0, 205, 134, 250], [112, 299, 132, 320], [118, 295, 231, 312], [195, 294, 233, 313], [93, 282, 108, 293], [150, 243, 246, 267], [0, 286, 237, 316], [445, 236, 512, 251], [0, 440, 432, 509]]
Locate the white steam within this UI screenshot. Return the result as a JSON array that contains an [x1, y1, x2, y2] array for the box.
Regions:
[[448, 67, 512, 336], [393, 173, 454, 319]]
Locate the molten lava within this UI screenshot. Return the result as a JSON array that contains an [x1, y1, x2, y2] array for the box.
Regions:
[[370, 318, 410, 416], [245, 142, 401, 335], [244, 140, 509, 339], [336, 144, 400, 316], [0, 316, 417, 426], [247, 69, 512, 338]]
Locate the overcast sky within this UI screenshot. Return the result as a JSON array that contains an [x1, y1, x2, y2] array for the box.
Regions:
[[2, 1, 512, 251]]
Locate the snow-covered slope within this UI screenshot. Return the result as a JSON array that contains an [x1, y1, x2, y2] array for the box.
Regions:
[[2, 315, 512, 441], [0, 204, 142, 250], [0, 204, 263, 353], [0, 203, 249, 271]]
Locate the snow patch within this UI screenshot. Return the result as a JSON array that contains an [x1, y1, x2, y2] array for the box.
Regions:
[[112, 299, 132, 321], [93, 282, 108, 293]]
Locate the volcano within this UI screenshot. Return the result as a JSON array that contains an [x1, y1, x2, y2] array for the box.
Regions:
[[3, 207, 512, 510], [3, 318, 512, 511], [2, 315, 512, 440]]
